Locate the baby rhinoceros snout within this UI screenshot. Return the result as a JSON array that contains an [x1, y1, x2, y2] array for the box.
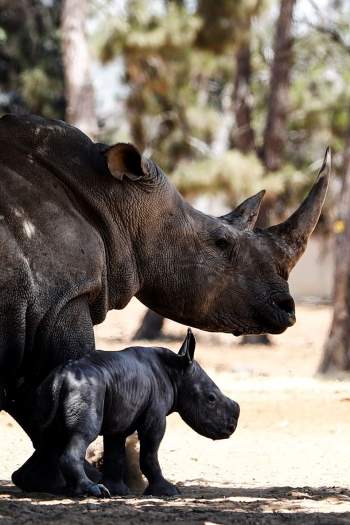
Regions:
[[232, 399, 240, 420], [211, 397, 240, 440], [225, 399, 240, 437]]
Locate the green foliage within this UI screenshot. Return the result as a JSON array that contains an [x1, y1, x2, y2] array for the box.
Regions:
[[172, 151, 265, 201], [0, 0, 64, 118], [96, 0, 256, 175], [172, 149, 315, 221], [286, 27, 350, 166], [94, 0, 348, 217], [196, 0, 265, 52]]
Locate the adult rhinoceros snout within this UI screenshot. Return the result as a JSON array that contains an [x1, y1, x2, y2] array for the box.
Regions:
[[272, 294, 296, 326], [253, 293, 296, 334]]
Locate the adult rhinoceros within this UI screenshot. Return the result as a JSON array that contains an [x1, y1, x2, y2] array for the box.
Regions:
[[0, 113, 329, 491]]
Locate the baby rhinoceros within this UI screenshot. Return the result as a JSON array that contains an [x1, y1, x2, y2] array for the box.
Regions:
[[35, 329, 239, 498]]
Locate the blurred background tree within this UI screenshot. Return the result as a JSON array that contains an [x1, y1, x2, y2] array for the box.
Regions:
[[0, 0, 65, 116], [61, 0, 98, 137], [309, 0, 350, 373], [263, 0, 296, 171], [1, 0, 350, 371]]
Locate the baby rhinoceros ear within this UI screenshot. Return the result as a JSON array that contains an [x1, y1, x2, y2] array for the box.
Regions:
[[178, 328, 196, 366]]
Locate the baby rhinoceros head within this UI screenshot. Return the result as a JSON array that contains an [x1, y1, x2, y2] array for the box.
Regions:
[[175, 329, 240, 440]]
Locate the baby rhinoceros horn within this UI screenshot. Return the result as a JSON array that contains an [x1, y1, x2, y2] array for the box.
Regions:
[[178, 328, 196, 365]]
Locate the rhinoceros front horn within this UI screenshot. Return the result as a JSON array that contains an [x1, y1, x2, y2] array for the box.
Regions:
[[268, 147, 331, 270]]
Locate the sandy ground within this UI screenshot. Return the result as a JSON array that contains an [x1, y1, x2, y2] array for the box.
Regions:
[[1, 300, 350, 524]]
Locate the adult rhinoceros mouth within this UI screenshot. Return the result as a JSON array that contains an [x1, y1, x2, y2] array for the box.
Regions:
[[251, 293, 296, 335], [230, 299, 295, 337]]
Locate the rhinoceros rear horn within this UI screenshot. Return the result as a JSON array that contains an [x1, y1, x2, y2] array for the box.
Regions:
[[220, 190, 266, 230], [268, 147, 331, 269], [178, 328, 196, 365]]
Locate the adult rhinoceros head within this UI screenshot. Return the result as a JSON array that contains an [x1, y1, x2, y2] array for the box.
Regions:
[[105, 144, 330, 336]]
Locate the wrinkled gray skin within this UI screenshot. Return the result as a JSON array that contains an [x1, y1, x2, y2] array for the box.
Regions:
[[16, 330, 239, 497], [0, 114, 330, 490]]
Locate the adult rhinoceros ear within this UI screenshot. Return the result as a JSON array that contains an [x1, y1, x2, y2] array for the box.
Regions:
[[178, 328, 196, 365], [105, 143, 145, 181], [220, 190, 265, 230]]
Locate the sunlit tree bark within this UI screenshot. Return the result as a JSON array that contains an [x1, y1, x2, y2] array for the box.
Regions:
[[320, 132, 350, 373], [61, 0, 97, 138], [132, 310, 165, 341]]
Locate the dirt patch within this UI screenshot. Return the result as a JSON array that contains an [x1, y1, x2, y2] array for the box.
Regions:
[[1, 301, 350, 524]]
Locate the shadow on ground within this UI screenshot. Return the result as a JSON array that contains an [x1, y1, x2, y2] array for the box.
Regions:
[[1, 480, 350, 525]]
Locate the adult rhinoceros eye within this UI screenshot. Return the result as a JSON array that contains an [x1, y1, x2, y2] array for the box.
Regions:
[[215, 238, 229, 250]]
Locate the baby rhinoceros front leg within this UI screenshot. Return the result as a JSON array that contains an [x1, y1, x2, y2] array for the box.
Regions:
[[139, 422, 180, 497], [102, 434, 130, 496]]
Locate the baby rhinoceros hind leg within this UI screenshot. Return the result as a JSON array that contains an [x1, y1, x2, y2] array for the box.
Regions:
[[61, 438, 111, 499]]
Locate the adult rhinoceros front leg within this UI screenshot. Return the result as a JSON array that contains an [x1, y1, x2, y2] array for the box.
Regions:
[[8, 297, 101, 494]]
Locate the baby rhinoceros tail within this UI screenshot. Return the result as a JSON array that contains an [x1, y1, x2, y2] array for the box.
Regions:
[[35, 365, 66, 430]]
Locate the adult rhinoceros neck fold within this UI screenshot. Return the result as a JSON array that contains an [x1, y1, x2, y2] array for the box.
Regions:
[[267, 148, 331, 269]]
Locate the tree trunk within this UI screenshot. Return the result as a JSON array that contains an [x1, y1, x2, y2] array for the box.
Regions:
[[319, 133, 350, 373], [132, 310, 165, 341], [263, 0, 296, 171], [231, 35, 255, 153], [61, 0, 98, 138], [241, 334, 271, 345]]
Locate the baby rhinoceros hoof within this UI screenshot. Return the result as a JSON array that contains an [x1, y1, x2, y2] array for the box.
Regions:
[[84, 483, 111, 498], [144, 480, 180, 497], [102, 479, 130, 497]]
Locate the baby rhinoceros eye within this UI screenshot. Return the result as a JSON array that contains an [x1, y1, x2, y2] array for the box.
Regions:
[[207, 393, 216, 404]]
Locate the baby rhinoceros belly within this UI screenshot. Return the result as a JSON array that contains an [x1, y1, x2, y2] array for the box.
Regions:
[[101, 362, 153, 436]]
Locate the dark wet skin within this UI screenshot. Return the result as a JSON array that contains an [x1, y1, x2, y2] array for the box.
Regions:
[[23, 331, 239, 497]]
